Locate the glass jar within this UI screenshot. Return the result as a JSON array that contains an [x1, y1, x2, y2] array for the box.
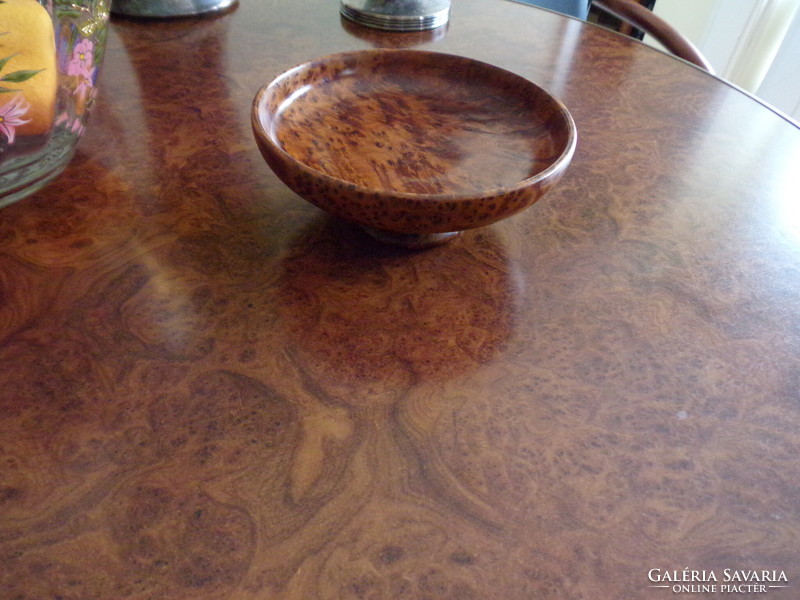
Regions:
[[0, 0, 109, 208]]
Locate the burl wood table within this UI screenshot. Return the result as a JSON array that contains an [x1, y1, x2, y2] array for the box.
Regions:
[[2, 0, 799, 598]]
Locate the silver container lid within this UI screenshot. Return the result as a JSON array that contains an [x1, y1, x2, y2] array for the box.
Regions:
[[111, 0, 237, 17], [340, 0, 450, 31]]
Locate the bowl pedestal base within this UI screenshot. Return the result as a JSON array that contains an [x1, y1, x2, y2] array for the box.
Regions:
[[362, 227, 461, 249]]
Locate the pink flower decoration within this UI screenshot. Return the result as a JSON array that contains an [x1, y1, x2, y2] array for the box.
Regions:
[[75, 79, 92, 99], [0, 95, 31, 144], [67, 38, 95, 80]]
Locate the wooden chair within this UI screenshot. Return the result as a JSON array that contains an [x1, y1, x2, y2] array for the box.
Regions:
[[591, 0, 714, 72], [514, 0, 714, 73]]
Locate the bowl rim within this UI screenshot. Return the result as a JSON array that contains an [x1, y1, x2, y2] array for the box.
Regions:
[[251, 48, 577, 203]]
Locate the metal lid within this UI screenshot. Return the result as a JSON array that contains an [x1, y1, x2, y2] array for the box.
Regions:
[[111, 0, 237, 17], [340, 0, 450, 32]]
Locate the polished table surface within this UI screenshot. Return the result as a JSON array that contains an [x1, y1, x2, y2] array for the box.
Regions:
[[2, 1, 800, 598]]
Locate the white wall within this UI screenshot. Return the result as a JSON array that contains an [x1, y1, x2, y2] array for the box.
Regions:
[[650, 0, 722, 49]]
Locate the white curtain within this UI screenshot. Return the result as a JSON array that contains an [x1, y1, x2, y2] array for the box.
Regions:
[[723, 0, 800, 93], [756, 5, 800, 121], [650, 0, 800, 120]]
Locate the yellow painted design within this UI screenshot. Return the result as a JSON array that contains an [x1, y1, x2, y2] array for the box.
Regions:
[[0, 0, 58, 136]]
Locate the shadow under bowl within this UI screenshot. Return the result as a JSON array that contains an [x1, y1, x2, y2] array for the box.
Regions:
[[251, 49, 576, 248]]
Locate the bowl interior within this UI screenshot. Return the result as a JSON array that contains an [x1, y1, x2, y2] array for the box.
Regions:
[[255, 50, 575, 198]]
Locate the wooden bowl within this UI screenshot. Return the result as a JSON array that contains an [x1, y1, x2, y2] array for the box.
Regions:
[[252, 49, 576, 248]]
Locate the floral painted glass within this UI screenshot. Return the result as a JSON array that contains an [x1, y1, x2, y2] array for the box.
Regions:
[[0, 0, 109, 208]]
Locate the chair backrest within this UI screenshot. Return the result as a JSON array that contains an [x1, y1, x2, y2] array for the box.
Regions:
[[591, 0, 714, 72]]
